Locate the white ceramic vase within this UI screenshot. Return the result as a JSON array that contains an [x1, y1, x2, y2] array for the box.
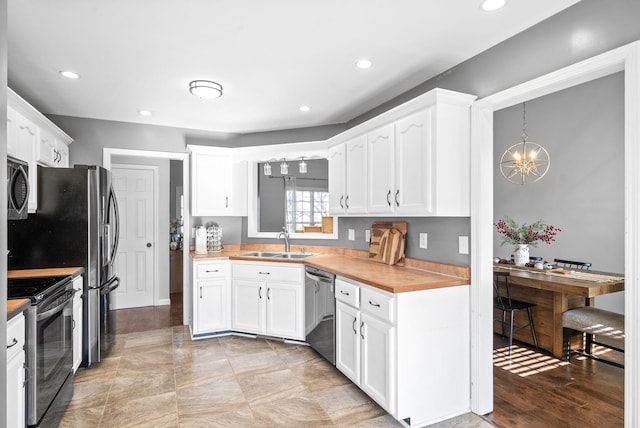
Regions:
[[514, 244, 530, 266]]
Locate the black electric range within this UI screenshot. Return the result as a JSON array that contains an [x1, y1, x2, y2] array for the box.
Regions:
[[7, 274, 75, 427], [8, 275, 73, 304]]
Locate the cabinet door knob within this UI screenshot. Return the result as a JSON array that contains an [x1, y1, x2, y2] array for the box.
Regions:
[[146, 243, 152, 247]]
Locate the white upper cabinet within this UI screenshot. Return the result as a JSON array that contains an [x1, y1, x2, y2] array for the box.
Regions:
[[8, 88, 73, 213], [328, 136, 367, 215], [328, 88, 476, 217], [189, 145, 247, 216], [367, 124, 395, 214]]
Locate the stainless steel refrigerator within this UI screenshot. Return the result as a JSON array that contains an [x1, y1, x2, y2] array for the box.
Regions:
[[8, 165, 120, 366]]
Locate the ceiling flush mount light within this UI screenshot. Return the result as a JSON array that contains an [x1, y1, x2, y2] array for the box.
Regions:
[[189, 80, 223, 99], [280, 159, 289, 175], [59, 70, 80, 79], [500, 102, 550, 185], [299, 105, 311, 112], [299, 157, 307, 174], [480, 0, 506, 12], [137, 109, 152, 116], [356, 59, 372, 69]]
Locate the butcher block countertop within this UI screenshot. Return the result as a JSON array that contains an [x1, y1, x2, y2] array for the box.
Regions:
[[8, 267, 84, 279], [7, 298, 30, 320], [190, 244, 469, 293], [7, 267, 84, 320]]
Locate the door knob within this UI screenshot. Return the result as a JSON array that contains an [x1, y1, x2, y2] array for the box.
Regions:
[[146, 243, 152, 247]]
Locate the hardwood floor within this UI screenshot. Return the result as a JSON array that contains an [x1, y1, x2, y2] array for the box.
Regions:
[[72, 298, 622, 427], [487, 335, 624, 427]]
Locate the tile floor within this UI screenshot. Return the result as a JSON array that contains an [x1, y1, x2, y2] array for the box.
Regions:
[[60, 325, 494, 427]]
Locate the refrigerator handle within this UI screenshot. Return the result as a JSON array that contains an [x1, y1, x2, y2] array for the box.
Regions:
[[107, 185, 120, 264]]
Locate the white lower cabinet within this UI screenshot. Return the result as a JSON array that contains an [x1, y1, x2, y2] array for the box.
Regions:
[[231, 261, 304, 340], [72, 276, 84, 372], [7, 312, 26, 428], [192, 260, 230, 335], [335, 276, 470, 427]]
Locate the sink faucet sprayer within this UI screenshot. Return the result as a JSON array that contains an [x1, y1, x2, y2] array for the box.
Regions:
[[277, 227, 290, 252]]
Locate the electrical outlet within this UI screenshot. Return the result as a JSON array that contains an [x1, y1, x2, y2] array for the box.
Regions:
[[459, 236, 469, 254], [348, 229, 355, 241], [419, 233, 428, 249], [365, 229, 371, 243]]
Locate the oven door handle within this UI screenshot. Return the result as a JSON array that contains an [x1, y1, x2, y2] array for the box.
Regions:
[[37, 290, 75, 322], [101, 276, 120, 295]]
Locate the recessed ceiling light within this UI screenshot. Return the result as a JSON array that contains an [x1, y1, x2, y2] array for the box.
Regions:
[[299, 105, 311, 112], [138, 109, 153, 116], [59, 70, 80, 79], [189, 80, 223, 99], [356, 59, 372, 69], [480, 0, 506, 11]]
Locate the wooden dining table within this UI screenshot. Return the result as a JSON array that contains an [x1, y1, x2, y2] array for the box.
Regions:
[[493, 264, 625, 358]]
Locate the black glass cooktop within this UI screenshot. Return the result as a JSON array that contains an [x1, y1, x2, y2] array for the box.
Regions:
[[8, 275, 72, 303]]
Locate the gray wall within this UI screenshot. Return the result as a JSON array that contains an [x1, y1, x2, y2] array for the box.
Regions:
[[1, 0, 8, 415], [169, 159, 183, 221], [493, 73, 624, 311]]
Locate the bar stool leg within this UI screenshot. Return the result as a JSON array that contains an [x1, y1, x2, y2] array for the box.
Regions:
[[508, 310, 515, 356], [526, 307, 538, 350]]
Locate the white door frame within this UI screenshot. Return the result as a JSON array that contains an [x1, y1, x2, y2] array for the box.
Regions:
[[470, 41, 640, 427], [103, 148, 191, 324], [111, 163, 160, 307]]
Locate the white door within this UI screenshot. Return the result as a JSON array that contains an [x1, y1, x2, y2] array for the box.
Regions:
[[367, 124, 395, 214], [266, 282, 304, 339], [360, 312, 395, 414], [231, 279, 265, 334], [335, 301, 360, 384], [111, 165, 157, 309], [345, 136, 367, 214]]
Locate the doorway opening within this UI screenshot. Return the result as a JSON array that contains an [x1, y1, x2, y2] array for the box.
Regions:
[[103, 148, 191, 332]]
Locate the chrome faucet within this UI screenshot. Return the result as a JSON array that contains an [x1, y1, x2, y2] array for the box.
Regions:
[[277, 227, 290, 252]]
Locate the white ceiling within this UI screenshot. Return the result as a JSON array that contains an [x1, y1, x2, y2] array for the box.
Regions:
[[7, 0, 580, 135]]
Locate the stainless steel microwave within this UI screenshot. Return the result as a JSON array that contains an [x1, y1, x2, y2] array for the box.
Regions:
[[8, 157, 29, 219]]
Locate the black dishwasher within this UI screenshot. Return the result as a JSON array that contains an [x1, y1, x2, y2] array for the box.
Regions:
[[305, 266, 336, 365]]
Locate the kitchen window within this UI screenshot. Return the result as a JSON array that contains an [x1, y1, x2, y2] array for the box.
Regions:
[[285, 189, 329, 233]]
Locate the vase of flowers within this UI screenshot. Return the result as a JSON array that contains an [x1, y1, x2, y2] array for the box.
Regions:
[[495, 216, 561, 266]]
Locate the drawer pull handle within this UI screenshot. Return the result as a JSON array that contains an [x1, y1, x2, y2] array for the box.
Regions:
[[339, 195, 344, 209], [340, 290, 350, 296], [199, 286, 203, 299], [369, 301, 381, 308], [386, 190, 391, 206], [352, 318, 357, 334], [267, 288, 271, 300], [205, 269, 219, 273], [7, 338, 18, 349], [259, 271, 271, 275], [259, 286, 263, 299], [360, 321, 365, 339]]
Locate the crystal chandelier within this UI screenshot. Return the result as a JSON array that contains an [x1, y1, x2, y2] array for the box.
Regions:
[[500, 102, 550, 185]]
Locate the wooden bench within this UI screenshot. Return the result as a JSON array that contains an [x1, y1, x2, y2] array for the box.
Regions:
[[562, 306, 624, 368]]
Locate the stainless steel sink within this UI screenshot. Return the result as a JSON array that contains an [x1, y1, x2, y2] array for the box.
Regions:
[[238, 251, 317, 259]]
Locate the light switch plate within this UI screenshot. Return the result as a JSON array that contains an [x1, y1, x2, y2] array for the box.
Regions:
[[459, 236, 469, 254], [419, 233, 428, 249], [348, 229, 355, 241], [365, 229, 371, 242]]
